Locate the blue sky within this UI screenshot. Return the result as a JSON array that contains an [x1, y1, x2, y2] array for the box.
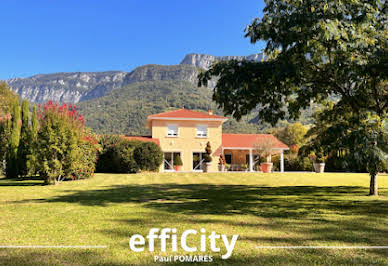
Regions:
[[0, 0, 265, 79]]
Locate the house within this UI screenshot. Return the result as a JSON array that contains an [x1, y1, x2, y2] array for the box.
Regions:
[[132, 107, 289, 172]]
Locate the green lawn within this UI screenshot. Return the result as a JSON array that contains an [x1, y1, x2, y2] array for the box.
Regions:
[[0, 173, 387, 265]]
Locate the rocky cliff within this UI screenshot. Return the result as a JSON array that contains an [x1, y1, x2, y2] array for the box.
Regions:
[[5, 53, 262, 103], [180, 53, 263, 70], [6, 71, 127, 103]]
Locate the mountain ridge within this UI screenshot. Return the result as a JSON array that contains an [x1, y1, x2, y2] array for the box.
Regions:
[[5, 53, 263, 103]]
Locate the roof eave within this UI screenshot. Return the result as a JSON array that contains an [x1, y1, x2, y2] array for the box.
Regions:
[[222, 146, 289, 150], [147, 117, 228, 122]]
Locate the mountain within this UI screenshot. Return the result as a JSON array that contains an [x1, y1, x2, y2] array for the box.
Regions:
[[5, 53, 262, 104], [77, 80, 264, 135], [180, 53, 264, 70], [6, 71, 126, 103], [4, 52, 314, 134]]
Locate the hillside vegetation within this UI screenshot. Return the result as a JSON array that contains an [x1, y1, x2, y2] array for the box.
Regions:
[[77, 80, 315, 135], [77, 80, 266, 135]]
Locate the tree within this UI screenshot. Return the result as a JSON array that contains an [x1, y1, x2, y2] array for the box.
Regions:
[[301, 103, 387, 195], [254, 138, 275, 163], [0, 83, 18, 173], [37, 101, 97, 184], [270, 122, 308, 147], [199, 0, 387, 195], [5, 101, 21, 179], [26, 105, 39, 175], [0, 116, 11, 173], [0, 82, 18, 116], [17, 100, 31, 178]]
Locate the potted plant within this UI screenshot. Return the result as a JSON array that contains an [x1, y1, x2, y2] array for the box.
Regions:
[[241, 164, 248, 172], [173, 153, 183, 171], [203, 142, 212, 172], [218, 154, 226, 172], [254, 139, 274, 173], [313, 150, 326, 173]]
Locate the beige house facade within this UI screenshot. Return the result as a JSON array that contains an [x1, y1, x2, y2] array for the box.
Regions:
[[132, 108, 289, 172]]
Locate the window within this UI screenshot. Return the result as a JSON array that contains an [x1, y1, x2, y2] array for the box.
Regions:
[[193, 152, 206, 171], [196, 125, 208, 138], [167, 124, 178, 137], [164, 152, 181, 171]]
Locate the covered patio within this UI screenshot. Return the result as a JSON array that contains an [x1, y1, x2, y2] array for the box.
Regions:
[[221, 134, 289, 172]]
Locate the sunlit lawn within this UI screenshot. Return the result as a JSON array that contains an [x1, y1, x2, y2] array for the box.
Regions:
[[0, 172, 387, 265]]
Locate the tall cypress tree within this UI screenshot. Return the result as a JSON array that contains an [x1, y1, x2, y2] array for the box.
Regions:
[[27, 105, 38, 176], [17, 100, 30, 178], [0, 117, 11, 174], [6, 101, 21, 179], [31, 105, 38, 134]]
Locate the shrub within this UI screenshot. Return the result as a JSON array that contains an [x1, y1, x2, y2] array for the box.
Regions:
[[96, 135, 124, 173], [72, 133, 99, 180], [284, 156, 313, 171], [134, 142, 163, 171], [173, 153, 183, 166], [97, 136, 163, 173], [111, 140, 140, 173], [315, 151, 326, 163], [204, 142, 212, 162], [272, 155, 280, 171]]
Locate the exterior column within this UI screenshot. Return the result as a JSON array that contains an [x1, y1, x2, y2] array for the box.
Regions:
[[249, 149, 254, 172], [280, 150, 284, 173]]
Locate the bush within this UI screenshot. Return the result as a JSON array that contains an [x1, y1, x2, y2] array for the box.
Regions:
[[111, 140, 140, 173], [97, 136, 163, 173], [284, 156, 313, 171], [72, 133, 99, 179], [96, 135, 124, 173], [134, 142, 163, 171]]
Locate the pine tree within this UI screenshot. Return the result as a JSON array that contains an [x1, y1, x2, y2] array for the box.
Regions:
[[17, 100, 30, 178], [6, 101, 21, 179]]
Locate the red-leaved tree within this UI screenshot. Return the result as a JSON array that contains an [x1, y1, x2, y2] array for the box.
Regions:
[[37, 101, 99, 184]]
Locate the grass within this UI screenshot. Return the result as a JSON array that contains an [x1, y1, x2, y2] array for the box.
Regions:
[[0, 172, 387, 265]]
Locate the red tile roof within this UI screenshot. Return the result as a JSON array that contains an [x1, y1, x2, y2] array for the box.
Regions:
[[147, 108, 227, 120], [121, 136, 160, 146], [222, 134, 289, 149]]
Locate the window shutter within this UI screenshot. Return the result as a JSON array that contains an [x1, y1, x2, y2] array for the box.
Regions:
[[167, 124, 178, 136], [196, 125, 208, 137]]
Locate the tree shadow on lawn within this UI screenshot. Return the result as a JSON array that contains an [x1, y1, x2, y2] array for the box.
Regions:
[[0, 249, 114, 266], [9, 184, 388, 264], [42, 184, 388, 244], [40, 184, 388, 218], [0, 176, 45, 186]]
